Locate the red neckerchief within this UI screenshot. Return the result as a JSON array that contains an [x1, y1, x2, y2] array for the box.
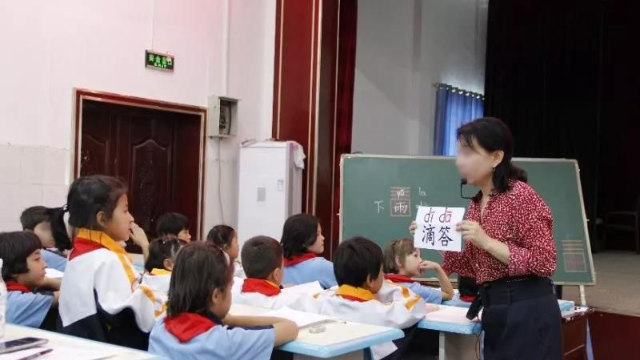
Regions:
[[69, 238, 106, 261], [283, 252, 317, 267], [241, 278, 281, 296], [5, 281, 30, 293], [165, 313, 219, 343], [384, 273, 418, 284], [460, 295, 475, 302]]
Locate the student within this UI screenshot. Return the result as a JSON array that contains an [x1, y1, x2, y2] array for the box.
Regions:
[[148, 242, 298, 360], [20, 206, 68, 271], [233, 236, 319, 312], [0, 231, 60, 329], [206, 225, 243, 278], [281, 214, 337, 289], [316, 236, 426, 360], [54, 175, 156, 350], [156, 212, 191, 243], [140, 236, 184, 317], [382, 238, 454, 303], [144, 236, 182, 274]]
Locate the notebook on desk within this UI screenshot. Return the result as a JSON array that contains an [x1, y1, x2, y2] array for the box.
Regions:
[[263, 307, 334, 328]]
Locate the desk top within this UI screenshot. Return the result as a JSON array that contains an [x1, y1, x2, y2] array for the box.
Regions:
[[229, 303, 404, 358], [4, 324, 164, 360], [419, 298, 577, 335]]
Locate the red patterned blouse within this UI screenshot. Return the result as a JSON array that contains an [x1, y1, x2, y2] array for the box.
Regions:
[[442, 180, 556, 284]]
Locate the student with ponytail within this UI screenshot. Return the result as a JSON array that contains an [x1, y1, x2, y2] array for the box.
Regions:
[[56, 175, 156, 350], [206, 225, 243, 277], [20, 206, 71, 271]]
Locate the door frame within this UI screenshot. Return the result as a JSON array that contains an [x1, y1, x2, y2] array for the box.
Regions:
[[72, 88, 208, 239]]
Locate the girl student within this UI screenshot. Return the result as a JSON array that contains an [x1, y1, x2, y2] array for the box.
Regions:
[[148, 242, 298, 359], [281, 214, 337, 289], [139, 236, 184, 317], [54, 175, 157, 349], [206, 225, 243, 278]]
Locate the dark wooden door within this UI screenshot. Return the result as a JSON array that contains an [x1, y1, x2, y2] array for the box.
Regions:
[[79, 100, 202, 238]]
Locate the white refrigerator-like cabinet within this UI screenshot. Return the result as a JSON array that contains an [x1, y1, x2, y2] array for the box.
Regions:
[[237, 141, 303, 247]]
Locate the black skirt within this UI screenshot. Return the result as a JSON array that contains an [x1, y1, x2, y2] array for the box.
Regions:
[[480, 276, 562, 360]]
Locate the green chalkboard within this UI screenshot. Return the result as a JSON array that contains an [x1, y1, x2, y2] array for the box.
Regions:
[[339, 155, 595, 285]]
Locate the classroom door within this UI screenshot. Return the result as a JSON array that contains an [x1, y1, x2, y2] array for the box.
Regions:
[[77, 98, 204, 240]]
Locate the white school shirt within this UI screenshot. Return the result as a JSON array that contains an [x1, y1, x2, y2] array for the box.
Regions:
[[58, 230, 157, 340], [315, 284, 426, 360], [140, 268, 172, 317], [380, 275, 443, 304], [149, 312, 275, 360], [232, 278, 320, 312], [233, 261, 246, 278]]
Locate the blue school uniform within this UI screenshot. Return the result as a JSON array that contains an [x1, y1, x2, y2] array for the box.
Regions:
[[149, 312, 275, 360], [42, 249, 67, 272], [283, 253, 337, 289], [384, 274, 443, 304], [6, 282, 53, 328]]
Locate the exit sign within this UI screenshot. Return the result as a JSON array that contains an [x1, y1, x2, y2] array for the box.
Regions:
[[145, 50, 174, 71]]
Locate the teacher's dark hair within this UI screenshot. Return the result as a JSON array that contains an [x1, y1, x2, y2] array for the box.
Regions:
[[457, 117, 527, 195]]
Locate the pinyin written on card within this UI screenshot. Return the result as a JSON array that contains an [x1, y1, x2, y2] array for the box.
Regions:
[[413, 206, 466, 252]]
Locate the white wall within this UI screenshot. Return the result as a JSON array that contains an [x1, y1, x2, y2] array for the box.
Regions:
[[0, 0, 276, 234], [352, 0, 488, 156], [204, 0, 276, 233]]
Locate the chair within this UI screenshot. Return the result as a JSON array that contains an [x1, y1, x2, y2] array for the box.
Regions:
[[603, 195, 640, 254]]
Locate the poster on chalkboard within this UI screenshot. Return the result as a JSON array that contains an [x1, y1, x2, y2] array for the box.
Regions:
[[413, 206, 465, 252]]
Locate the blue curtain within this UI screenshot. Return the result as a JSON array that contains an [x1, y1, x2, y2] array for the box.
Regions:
[[433, 85, 484, 156]]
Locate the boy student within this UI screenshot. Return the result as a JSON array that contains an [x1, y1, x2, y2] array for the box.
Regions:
[[156, 212, 192, 243], [383, 238, 454, 303], [281, 214, 337, 288], [149, 242, 298, 360], [0, 231, 61, 329], [233, 236, 319, 312], [316, 237, 427, 360], [20, 206, 68, 271]]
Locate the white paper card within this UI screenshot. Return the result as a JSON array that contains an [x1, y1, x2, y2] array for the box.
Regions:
[[413, 206, 465, 252]]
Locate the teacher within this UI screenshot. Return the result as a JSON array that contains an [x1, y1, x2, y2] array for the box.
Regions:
[[421, 117, 561, 359]]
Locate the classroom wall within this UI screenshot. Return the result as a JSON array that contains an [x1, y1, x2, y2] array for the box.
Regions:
[[351, 0, 487, 156], [0, 0, 276, 233], [205, 0, 276, 233]]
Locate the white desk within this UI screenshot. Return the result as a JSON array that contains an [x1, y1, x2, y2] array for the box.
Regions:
[[419, 298, 577, 360], [2, 324, 164, 360], [229, 304, 404, 359]]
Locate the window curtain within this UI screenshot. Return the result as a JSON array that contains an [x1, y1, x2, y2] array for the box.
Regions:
[[433, 84, 484, 156]]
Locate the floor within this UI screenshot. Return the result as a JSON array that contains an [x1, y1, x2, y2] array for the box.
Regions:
[[562, 250, 640, 316]]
